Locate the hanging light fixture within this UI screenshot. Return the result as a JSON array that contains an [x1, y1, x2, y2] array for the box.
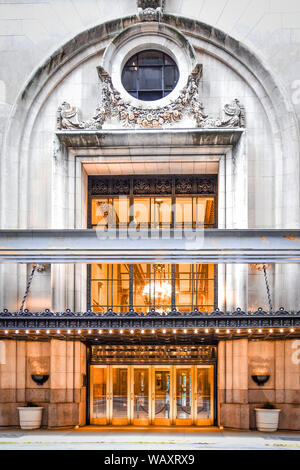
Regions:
[[142, 264, 172, 313]]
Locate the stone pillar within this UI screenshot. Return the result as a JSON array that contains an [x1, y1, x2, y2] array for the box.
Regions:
[[219, 339, 250, 429], [48, 339, 86, 427]]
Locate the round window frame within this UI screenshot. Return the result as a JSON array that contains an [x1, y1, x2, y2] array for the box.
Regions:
[[102, 25, 196, 109], [121, 49, 179, 102]]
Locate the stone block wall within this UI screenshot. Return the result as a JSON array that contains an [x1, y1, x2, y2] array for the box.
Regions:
[[0, 339, 86, 428], [218, 339, 300, 430]]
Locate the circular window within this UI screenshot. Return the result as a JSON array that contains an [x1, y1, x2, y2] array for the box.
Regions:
[[121, 50, 179, 101]]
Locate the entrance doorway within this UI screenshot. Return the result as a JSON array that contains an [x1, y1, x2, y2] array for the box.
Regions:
[[90, 364, 214, 426]]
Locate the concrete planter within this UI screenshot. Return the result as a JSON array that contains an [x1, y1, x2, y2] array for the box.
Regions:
[[255, 408, 281, 432], [18, 407, 44, 430]]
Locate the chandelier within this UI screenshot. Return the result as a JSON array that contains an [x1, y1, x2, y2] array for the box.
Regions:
[[142, 264, 172, 306]]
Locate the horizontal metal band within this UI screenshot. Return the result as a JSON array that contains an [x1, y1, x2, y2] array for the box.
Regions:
[[1, 229, 300, 263]]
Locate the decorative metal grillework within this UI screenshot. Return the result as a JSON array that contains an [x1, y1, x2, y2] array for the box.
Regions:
[[88, 175, 217, 196], [90, 344, 217, 364]]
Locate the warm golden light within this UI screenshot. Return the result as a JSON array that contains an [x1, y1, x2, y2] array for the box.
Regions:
[[25, 330, 29, 334], [226, 330, 230, 334], [141, 329, 145, 334], [57, 330, 60, 334], [205, 329, 209, 334], [173, 329, 177, 334], [162, 329, 166, 334], [109, 329, 113, 334], [88, 330, 92, 334], [98, 329, 102, 334], [77, 329, 81, 334], [291, 328, 295, 333], [15, 330, 19, 334], [46, 330, 50, 334], [216, 329, 219, 333], [120, 329, 124, 334], [130, 329, 134, 334], [152, 329, 155, 334], [194, 329, 198, 334], [248, 329, 252, 333]]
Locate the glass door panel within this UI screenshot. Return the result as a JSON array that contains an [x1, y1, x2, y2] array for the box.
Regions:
[[90, 366, 108, 425], [153, 368, 171, 425], [175, 367, 192, 425], [112, 367, 129, 425], [133, 367, 150, 425], [195, 366, 214, 425]]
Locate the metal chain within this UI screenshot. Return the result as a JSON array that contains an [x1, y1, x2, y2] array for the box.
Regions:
[[263, 264, 273, 313], [19, 264, 37, 313]]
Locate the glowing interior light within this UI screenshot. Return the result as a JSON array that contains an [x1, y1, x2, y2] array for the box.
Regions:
[[291, 328, 295, 333], [15, 330, 19, 334], [237, 329, 241, 334], [57, 330, 61, 334], [248, 329, 252, 333], [77, 330, 81, 334], [162, 329, 166, 334], [130, 329, 134, 334], [205, 329, 209, 334], [4, 330, 8, 334], [109, 329, 113, 334], [280, 328, 284, 333], [152, 329, 155, 334], [67, 330, 71, 334], [98, 330, 102, 334], [25, 330, 29, 334], [88, 330, 92, 334], [226, 330, 230, 334], [258, 329, 262, 333], [183, 329, 187, 334], [216, 329, 219, 333], [120, 329, 124, 334], [173, 329, 177, 334], [141, 330, 145, 334], [35, 330, 39, 334], [46, 330, 50, 334], [269, 329, 273, 333], [194, 329, 198, 334]]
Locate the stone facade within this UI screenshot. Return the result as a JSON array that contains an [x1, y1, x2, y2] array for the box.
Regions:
[[219, 340, 300, 430], [0, 340, 86, 427], [0, 0, 300, 430]]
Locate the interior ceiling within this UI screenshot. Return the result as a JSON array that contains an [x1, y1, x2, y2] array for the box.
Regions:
[[83, 160, 219, 175]]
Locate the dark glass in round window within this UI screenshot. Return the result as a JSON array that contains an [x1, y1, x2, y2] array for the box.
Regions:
[[121, 50, 179, 101]]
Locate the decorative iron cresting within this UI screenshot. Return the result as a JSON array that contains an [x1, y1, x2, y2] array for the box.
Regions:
[[1, 308, 300, 331], [57, 64, 245, 130]]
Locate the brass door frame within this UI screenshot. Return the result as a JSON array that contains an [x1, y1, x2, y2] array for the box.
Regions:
[[90, 364, 215, 426]]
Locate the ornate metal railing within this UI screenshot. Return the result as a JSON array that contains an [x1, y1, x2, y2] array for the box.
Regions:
[[0, 308, 300, 331]]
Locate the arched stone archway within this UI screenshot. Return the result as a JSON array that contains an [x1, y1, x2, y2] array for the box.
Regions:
[[0, 14, 299, 311]]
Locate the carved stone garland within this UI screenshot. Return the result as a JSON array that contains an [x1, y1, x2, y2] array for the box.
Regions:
[[57, 63, 245, 131]]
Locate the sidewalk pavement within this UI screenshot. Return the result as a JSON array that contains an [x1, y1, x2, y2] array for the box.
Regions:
[[0, 426, 300, 450]]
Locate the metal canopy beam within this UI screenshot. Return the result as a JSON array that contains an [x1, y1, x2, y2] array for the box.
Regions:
[[1, 229, 300, 263]]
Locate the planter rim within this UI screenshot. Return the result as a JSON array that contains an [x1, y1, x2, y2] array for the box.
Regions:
[[255, 408, 281, 412], [17, 407, 44, 410]]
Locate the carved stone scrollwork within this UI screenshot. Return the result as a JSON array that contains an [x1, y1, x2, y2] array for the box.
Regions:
[[57, 62, 246, 131], [57, 101, 85, 130], [137, 0, 165, 22]]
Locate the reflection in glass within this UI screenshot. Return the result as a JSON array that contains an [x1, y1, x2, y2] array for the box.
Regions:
[[134, 368, 149, 419], [92, 367, 107, 419], [176, 368, 192, 419], [197, 368, 212, 420], [154, 370, 170, 419], [112, 368, 128, 418]]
